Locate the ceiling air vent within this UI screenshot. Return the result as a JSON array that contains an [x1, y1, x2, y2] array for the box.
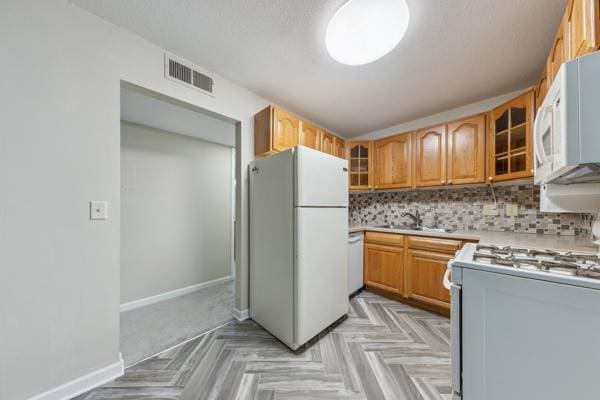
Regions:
[[164, 53, 214, 96]]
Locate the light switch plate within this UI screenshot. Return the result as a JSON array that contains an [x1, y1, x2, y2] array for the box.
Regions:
[[506, 203, 519, 217], [483, 203, 498, 216], [90, 201, 108, 220]]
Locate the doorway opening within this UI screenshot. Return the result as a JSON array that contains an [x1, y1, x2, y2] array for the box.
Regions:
[[119, 84, 237, 366]]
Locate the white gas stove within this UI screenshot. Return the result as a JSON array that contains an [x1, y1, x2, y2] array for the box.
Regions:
[[471, 244, 600, 280], [449, 243, 600, 400]]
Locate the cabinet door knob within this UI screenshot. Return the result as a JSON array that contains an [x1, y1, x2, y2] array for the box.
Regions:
[[441, 180, 445, 184], [448, 179, 452, 184]]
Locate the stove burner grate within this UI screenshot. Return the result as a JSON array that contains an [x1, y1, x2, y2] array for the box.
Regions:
[[470, 246, 600, 279]]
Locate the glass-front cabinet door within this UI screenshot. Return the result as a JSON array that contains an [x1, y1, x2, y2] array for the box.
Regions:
[[347, 141, 373, 190], [488, 90, 534, 182]]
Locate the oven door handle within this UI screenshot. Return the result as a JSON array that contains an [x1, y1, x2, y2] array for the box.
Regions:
[[443, 268, 451, 290], [451, 283, 462, 398]]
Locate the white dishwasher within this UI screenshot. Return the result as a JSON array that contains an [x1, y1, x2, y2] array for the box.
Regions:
[[348, 232, 364, 295]]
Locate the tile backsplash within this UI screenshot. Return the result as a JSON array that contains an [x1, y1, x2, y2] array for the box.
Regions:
[[349, 184, 596, 237]]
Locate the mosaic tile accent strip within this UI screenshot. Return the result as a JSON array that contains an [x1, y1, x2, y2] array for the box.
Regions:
[[349, 185, 596, 237]]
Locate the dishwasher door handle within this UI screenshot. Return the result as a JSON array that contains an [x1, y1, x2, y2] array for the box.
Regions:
[[348, 234, 364, 244]]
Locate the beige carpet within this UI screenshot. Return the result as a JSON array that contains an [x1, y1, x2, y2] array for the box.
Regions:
[[120, 279, 235, 366]]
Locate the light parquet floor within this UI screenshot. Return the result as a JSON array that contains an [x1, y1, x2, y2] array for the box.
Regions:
[[74, 291, 451, 400]]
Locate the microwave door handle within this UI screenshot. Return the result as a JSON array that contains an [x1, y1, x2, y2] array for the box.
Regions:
[[534, 105, 553, 165]]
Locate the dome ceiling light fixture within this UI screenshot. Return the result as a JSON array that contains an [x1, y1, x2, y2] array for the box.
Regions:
[[325, 0, 410, 66]]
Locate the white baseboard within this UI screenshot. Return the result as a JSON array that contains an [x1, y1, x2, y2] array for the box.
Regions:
[[233, 308, 249, 321], [120, 276, 233, 312], [28, 354, 124, 400]]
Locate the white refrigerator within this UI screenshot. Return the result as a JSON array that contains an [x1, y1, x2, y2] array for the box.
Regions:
[[249, 146, 349, 350]]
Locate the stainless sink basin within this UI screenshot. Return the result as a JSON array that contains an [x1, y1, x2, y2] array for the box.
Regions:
[[377, 224, 455, 233], [377, 224, 415, 230], [421, 227, 455, 233]]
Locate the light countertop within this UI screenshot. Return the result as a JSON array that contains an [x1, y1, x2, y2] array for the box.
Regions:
[[349, 225, 598, 253]]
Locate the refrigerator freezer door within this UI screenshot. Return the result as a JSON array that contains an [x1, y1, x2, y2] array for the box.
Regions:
[[295, 207, 349, 346], [295, 146, 348, 207]]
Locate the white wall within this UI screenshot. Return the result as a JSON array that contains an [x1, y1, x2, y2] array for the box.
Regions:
[[356, 88, 529, 140], [121, 88, 236, 147], [120, 122, 232, 304], [0, 1, 268, 399]]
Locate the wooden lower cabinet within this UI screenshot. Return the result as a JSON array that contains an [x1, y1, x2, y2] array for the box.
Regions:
[[363, 232, 463, 316], [364, 242, 404, 295], [405, 249, 452, 310]]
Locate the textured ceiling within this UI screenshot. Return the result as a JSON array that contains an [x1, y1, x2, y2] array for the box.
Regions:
[[71, 0, 567, 137]]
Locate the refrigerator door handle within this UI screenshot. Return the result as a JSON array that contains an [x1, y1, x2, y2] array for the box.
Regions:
[[451, 283, 462, 399]]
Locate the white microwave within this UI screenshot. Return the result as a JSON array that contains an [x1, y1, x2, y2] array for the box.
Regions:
[[533, 51, 600, 185]]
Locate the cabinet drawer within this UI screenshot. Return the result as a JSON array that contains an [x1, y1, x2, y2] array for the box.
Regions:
[[365, 231, 404, 246], [407, 236, 461, 253]]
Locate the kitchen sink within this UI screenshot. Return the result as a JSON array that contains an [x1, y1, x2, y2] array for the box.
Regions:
[[377, 224, 455, 233], [421, 227, 455, 233]]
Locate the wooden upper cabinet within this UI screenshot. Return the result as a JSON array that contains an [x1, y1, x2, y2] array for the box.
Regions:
[[347, 141, 373, 190], [565, 0, 599, 60], [334, 136, 346, 159], [321, 131, 335, 155], [364, 242, 404, 295], [254, 106, 298, 157], [447, 114, 486, 185], [273, 108, 298, 152], [535, 65, 549, 111], [488, 90, 535, 182], [415, 125, 447, 187], [547, 17, 567, 81], [373, 132, 413, 190], [298, 121, 320, 151], [254, 106, 346, 159], [534, 0, 599, 110], [254, 106, 274, 157]]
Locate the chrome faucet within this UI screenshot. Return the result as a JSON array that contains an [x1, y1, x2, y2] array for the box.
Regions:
[[401, 210, 423, 228]]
